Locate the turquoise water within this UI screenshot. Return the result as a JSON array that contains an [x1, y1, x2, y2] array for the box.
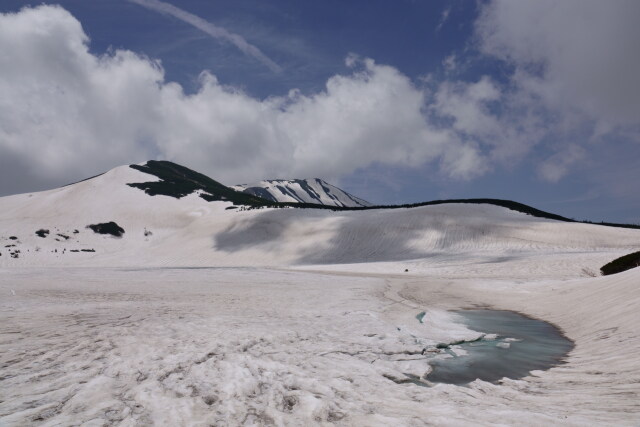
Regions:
[[425, 310, 574, 385]]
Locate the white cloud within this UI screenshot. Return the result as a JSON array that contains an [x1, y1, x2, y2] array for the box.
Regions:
[[476, 0, 640, 135], [428, 75, 547, 174], [0, 5, 487, 192], [435, 7, 451, 32], [467, 0, 640, 182], [442, 54, 456, 72], [432, 76, 501, 138], [538, 144, 586, 183], [0, 6, 161, 182], [4, 3, 637, 196]]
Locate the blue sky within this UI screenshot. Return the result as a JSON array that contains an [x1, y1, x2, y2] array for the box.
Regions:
[[1, 1, 639, 223]]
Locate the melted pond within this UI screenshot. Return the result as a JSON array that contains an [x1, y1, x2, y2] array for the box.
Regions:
[[426, 310, 574, 385]]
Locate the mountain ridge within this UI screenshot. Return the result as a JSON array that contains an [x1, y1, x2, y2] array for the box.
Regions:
[[232, 178, 371, 208], [4, 160, 638, 229], [126, 161, 639, 229]]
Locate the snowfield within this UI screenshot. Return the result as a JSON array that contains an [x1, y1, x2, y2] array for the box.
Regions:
[[1, 165, 639, 425]]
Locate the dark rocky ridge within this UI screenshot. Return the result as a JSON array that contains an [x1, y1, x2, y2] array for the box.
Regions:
[[128, 161, 271, 207]]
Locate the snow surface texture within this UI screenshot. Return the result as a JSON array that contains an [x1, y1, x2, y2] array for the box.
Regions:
[[232, 178, 371, 207], [1, 164, 640, 425]]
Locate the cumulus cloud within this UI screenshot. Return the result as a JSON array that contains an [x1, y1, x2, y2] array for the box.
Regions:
[[428, 74, 548, 175], [0, 5, 485, 193], [474, 0, 640, 177], [2, 3, 638, 197], [476, 0, 640, 126], [0, 6, 160, 186]]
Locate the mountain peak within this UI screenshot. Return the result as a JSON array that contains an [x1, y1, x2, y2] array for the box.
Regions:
[[127, 160, 270, 206], [232, 178, 371, 208]]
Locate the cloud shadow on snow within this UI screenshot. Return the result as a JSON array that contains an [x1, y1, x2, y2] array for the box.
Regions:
[[213, 208, 522, 265]]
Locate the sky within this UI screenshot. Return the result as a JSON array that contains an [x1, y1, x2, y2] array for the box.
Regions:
[[1, 0, 639, 223]]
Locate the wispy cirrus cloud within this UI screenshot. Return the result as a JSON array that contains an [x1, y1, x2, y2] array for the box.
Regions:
[[435, 6, 451, 32], [127, 0, 281, 73]]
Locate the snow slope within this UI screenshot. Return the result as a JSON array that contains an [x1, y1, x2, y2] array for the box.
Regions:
[[0, 165, 637, 276], [232, 178, 371, 207]]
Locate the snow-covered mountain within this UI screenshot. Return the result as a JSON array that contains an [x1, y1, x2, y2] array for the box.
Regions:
[[232, 178, 371, 207], [0, 160, 638, 271]]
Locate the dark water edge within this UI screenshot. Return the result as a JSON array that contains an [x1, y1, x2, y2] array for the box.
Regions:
[[425, 309, 574, 385]]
